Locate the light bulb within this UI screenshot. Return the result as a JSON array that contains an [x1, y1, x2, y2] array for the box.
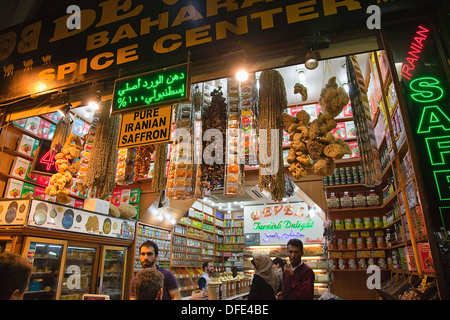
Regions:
[[88, 101, 100, 110], [236, 69, 249, 82]]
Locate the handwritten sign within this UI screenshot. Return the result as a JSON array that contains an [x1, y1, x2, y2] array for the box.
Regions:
[[243, 202, 324, 246], [111, 63, 190, 115], [117, 105, 173, 148]]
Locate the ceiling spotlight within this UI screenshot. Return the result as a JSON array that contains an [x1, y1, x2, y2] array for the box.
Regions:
[[342, 82, 349, 93], [58, 103, 72, 117], [305, 49, 318, 70], [169, 217, 176, 225], [236, 69, 249, 82], [88, 100, 100, 110], [297, 68, 306, 82]]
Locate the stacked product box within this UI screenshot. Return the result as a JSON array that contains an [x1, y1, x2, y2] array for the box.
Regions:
[[327, 189, 380, 209]]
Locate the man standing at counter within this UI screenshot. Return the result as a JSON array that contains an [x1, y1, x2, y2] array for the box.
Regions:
[[130, 240, 181, 300], [275, 238, 314, 300], [198, 261, 214, 292]]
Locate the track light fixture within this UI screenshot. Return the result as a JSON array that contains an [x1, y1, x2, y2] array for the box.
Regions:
[[58, 103, 72, 117], [305, 49, 318, 70]]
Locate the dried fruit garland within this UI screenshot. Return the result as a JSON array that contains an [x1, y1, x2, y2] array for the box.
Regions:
[[258, 69, 287, 203], [83, 104, 121, 198], [134, 145, 155, 182]]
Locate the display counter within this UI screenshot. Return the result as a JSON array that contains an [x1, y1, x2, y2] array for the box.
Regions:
[[0, 198, 136, 300]]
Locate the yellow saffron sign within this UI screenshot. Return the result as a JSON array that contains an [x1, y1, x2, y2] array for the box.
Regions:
[[117, 105, 173, 148]]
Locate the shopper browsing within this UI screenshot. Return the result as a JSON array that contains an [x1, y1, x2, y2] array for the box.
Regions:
[[130, 240, 181, 300], [275, 239, 314, 300], [0, 252, 32, 300], [135, 268, 164, 300], [248, 254, 278, 300], [272, 257, 286, 293], [198, 261, 214, 292]]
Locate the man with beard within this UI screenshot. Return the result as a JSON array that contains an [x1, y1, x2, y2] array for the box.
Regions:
[[130, 240, 181, 300], [275, 238, 314, 300]]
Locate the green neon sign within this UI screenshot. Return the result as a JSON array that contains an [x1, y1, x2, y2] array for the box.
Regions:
[[111, 63, 190, 115], [409, 76, 444, 103], [433, 170, 450, 201], [409, 71, 450, 233], [417, 105, 450, 134], [425, 136, 450, 165]]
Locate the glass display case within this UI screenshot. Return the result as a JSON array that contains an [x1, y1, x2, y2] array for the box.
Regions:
[[0, 236, 16, 253], [22, 237, 67, 300], [60, 246, 97, 300], [98, 246, 127, 300]]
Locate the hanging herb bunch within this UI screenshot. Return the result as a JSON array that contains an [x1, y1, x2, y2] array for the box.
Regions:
[[83, 102, 121, 198], [258, 69, 287, 202], [152, 142, 168, 196], [50, 113, 74, 154]]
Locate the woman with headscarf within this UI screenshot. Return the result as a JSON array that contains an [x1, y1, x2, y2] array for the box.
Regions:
[[248, 254, 279, 300]]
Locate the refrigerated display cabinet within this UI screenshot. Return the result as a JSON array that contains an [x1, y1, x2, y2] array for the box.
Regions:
[[21, 237, 67, 300], [0, 235, 18, 253], [98, 246, 127, 300], [60, 246, 98, 300]]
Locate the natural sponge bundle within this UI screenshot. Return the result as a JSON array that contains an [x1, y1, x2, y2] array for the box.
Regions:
[[283, 110, 351, 179], [319, 77, 349, 117], [45, 133, 83, 204]]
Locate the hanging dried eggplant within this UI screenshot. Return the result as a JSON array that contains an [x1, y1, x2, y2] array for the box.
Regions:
[[201, 86, 227, 191], [346, 55, 382, 187], [258, 69, 287, 202]]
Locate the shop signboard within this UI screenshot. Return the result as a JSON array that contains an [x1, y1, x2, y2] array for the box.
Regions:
[[386, 20, 450, 297], [111, 63, 190, 115], [27, 199, 136, 240], [0, 0, 431, 103], [243, 202, 324, 246], [117, 104, 173, 148]]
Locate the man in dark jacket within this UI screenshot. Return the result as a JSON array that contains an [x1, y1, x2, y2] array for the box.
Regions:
[[276, 238, 315, 300]]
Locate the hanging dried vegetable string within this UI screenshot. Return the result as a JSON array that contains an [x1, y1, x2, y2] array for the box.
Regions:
[[50, 114, 73, 153], [346, 55, 381, 187], [152, 142, 168, 196], [83, 103, 121, 198], [258, 69, 287, 202]]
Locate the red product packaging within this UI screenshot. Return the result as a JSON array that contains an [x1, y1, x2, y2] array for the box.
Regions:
[[111, 189, 122, 207], [37, 175, 50, 186], [33, 186, 46, 200], [332, 122, 347, 139], [417, 242, 434, 273], [74, 199, 85, 209], [289, 106, 303, 116]]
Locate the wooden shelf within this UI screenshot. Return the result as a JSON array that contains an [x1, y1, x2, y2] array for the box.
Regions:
[[0, 146, 35, 162]]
